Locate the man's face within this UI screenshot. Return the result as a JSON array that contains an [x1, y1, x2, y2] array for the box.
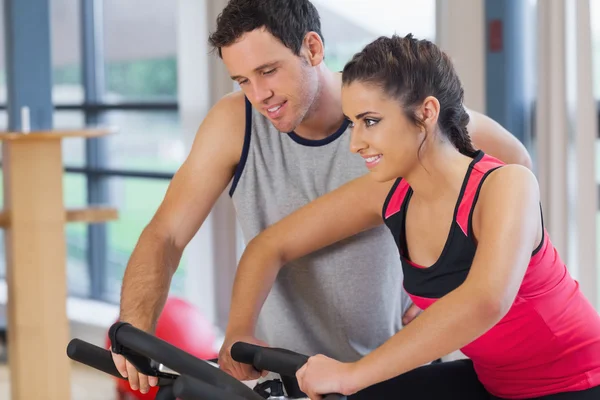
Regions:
[[222, 28, 320, 133]]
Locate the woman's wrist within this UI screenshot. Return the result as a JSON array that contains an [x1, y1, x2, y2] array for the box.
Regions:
[[342, 360, 370, 395]]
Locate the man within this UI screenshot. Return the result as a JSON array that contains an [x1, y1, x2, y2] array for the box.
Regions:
[[113, 0, 532, 394]]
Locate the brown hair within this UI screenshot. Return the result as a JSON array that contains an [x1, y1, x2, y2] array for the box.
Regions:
[[342, 34, 476, 157], [208, 0, 324, 58]]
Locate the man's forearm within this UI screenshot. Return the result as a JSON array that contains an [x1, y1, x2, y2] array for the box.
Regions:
[[466, 109, 533, 170], [119, 226, 182, 332]]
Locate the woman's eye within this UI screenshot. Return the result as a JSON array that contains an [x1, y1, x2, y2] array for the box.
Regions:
[[365, 118, 379, 127]]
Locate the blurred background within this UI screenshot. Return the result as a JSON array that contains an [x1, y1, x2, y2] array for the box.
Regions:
[[0, 0, 598, 398]]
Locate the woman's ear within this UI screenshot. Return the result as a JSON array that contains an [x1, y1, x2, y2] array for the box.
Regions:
[[421, 96, 440, 127]]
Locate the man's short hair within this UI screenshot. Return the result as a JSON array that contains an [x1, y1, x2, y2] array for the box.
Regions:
[[208, 0, 324, 58]]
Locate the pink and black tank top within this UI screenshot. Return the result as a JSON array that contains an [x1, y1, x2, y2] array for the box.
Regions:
[[382, 151, 600, 399]]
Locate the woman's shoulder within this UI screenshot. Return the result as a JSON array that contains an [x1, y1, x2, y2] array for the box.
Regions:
[[476, 163, 540, 214], [484, 163, 538, 189]]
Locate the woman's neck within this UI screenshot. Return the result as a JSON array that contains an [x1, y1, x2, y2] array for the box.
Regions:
[[403, 143, 475, 204]]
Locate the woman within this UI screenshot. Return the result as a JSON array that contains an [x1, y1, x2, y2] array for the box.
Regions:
[[226, 34, 600, 399]]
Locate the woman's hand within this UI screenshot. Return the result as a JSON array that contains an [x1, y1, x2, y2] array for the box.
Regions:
[[296, 354, 359, 399]]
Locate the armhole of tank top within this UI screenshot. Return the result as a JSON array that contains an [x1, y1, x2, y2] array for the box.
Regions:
[[381, 178, 403, 221], [467, 166, 502, 240], [228, 96, 253, 197], [531, 203, 545, 256], [467, 167, 545, 255]]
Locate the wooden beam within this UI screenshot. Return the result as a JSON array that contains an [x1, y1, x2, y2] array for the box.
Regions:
[[0, 126, 116, 399], [0, 206, 118, 228], [66, 206, 118, 224], [3, 138, 71, 400], [0, 127, 117, 142]]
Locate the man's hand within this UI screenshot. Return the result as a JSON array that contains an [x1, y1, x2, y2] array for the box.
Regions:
[[112, 351, 158, 395], [218, 334, 270, 381], [402, 303, 422, 326]]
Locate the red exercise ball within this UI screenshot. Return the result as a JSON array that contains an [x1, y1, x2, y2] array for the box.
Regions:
[[107, 296, 219, 400]]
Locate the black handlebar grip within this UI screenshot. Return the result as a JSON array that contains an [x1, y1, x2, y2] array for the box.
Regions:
[[230, 342, 258, 365], [67, 338, 175, 387], [66, 339, 125, 380], [231, 342, 309, 377], [173, 375, 248, 400], [323, 395, 347, 400], [254, 346, 308, 376]]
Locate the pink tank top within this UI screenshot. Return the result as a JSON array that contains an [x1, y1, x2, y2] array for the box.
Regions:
[[382, 151, 600, 398]]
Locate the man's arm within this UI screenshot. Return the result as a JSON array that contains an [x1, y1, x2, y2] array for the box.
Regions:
[[114, 91, 246, 392], [466, 108, 533, 169]]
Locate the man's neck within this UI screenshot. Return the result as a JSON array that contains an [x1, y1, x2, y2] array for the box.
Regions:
[[293, 70, 345, 141]]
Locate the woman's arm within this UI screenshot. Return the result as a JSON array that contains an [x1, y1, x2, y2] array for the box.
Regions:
[[342, 164, 541, 394], [226, 174, 395, 337]]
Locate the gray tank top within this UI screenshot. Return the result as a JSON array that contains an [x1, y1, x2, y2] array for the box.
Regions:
[[230, 97, 412, 362]]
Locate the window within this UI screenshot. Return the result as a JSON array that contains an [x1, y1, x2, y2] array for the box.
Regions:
[[88, 0, 182, 302], [103, 0, 178, 102], [53, 0, 184, 303], [52, 0, 84, 105], [103, 177, 186, 303], [59, 112, 89, 297], [313, 0, 436, 71], [0, 1, 184, 302], [65, 174, 89, 298], [104, 110, 185, 173], [0, 111, 6, 131], [56, 111, 86, 167]]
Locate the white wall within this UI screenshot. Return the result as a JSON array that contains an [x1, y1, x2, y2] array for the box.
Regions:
[[436, 0, 486, 113]]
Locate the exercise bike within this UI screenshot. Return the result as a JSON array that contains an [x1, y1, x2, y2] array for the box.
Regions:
[[66, 321, 346, 400]]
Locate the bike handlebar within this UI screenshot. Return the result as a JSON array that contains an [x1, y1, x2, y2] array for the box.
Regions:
[[231, 342, 347, 400], [67, 322, 264, 400], [172, 375, 249, 400], [66, 339, 126, 381], [232, 342, 308, 377], [110, 322, 264, 399], [67, 321, 347, 400]]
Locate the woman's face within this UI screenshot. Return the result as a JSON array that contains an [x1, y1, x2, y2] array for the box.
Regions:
[[342, 81, 426, 182]]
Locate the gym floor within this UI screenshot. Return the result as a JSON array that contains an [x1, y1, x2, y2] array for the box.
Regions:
[[0, 361, 116, 400]]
